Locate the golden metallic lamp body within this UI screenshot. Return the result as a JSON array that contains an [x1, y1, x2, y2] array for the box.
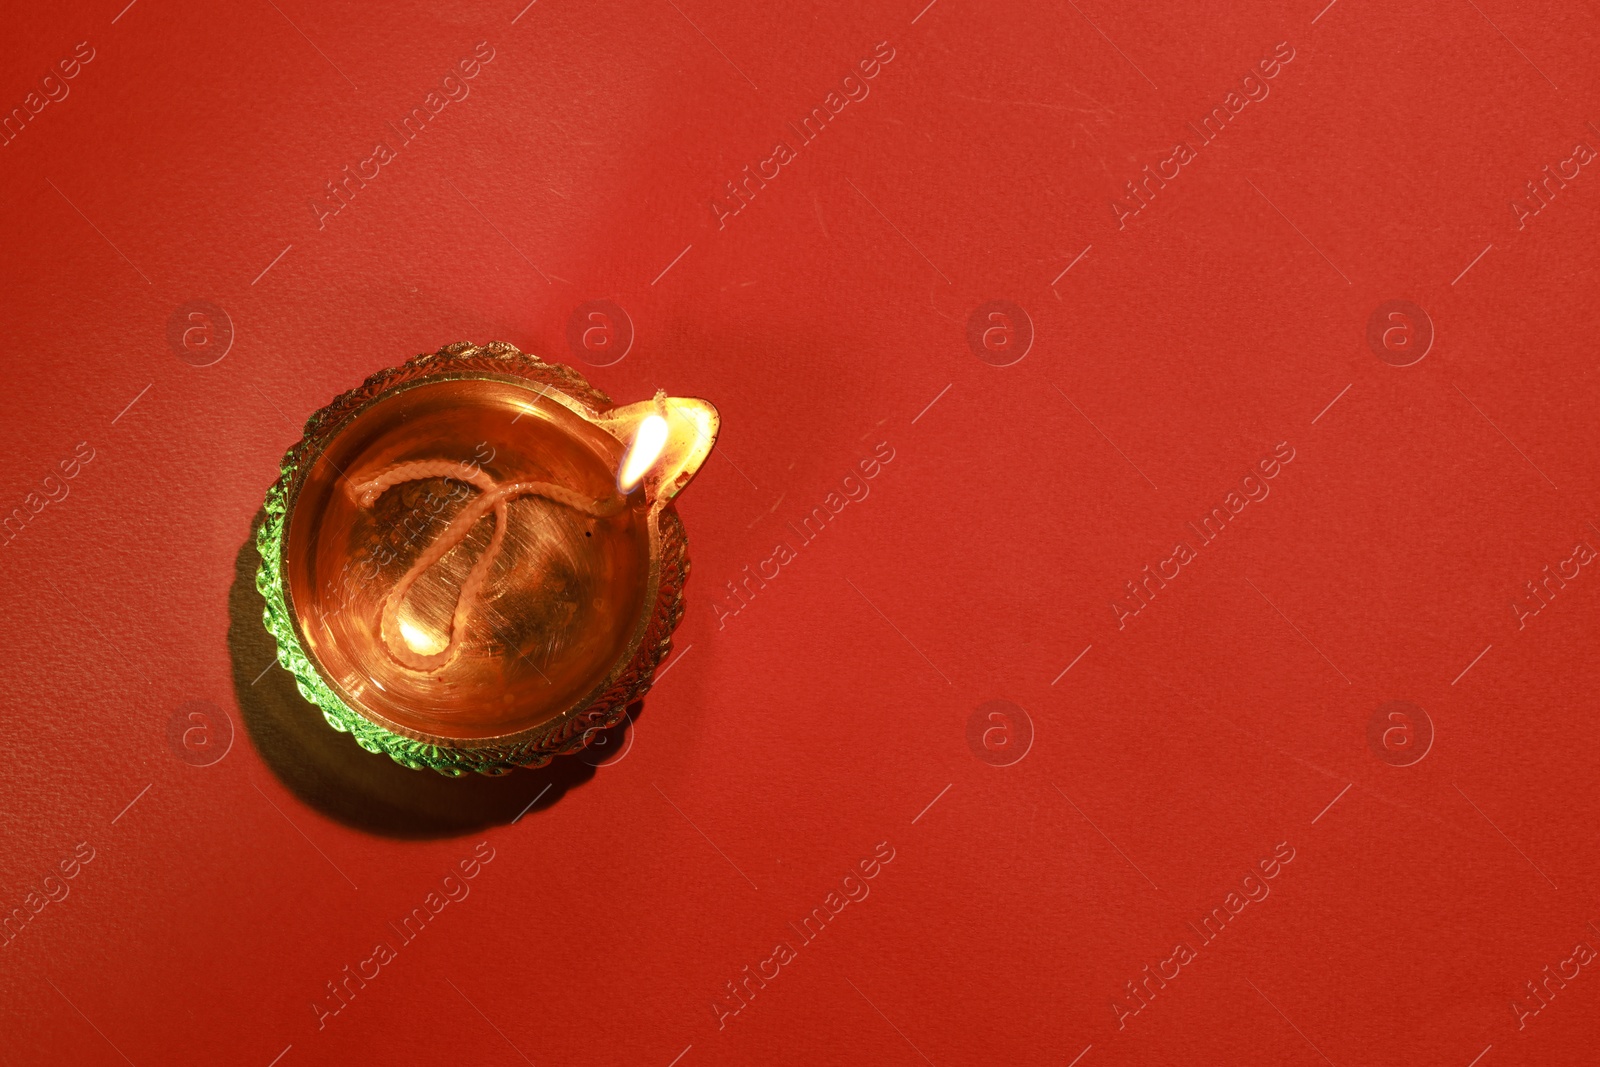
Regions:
[[257, 342, 718, 775]]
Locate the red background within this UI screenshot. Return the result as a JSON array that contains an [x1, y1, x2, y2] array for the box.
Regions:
[[2, 0, 1598, 1064]]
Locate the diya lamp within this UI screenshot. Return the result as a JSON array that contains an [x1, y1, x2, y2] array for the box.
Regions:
[[257, 341, 718, 775]]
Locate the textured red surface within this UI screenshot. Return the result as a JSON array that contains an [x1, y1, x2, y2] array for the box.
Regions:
[[3, 1, 1599, 1064]]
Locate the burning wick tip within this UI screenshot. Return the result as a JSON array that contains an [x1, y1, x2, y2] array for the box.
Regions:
[[619, 413, 670, 493]]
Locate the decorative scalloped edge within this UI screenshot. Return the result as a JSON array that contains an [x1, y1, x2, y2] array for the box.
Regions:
[[256, 341, 690, 776]]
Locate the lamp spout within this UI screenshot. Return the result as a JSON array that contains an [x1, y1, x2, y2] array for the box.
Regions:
[[597, 392, 720, 505]]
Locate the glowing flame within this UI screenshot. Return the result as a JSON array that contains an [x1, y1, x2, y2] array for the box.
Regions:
[[619, 413, 670, 492], [594, 393, 718, 504]]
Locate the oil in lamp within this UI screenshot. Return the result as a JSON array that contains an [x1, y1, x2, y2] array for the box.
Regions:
[[256, 341, 718, 775]]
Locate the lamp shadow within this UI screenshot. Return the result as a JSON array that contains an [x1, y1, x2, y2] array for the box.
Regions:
[[228, 511, 638, 839]]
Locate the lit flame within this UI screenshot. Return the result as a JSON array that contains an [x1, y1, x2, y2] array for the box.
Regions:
[[619, 413, 670, 492], [593, 393, 718, 505]]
